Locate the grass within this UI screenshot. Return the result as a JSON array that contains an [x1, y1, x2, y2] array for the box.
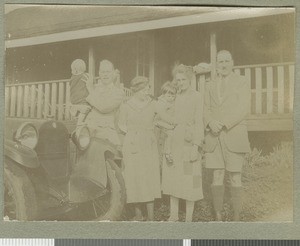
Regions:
[[149, 141, 294, 222], [241, 141, 293, 221]]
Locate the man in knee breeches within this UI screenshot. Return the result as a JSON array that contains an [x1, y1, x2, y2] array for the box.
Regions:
[[203, 50, 251, 221]]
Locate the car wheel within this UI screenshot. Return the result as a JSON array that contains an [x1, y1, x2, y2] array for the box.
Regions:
[[4, 159, 37, 221], [90, 159, 126, 221]]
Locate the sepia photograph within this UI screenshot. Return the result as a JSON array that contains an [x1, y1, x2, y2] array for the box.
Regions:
[[3, 5, 295, 223]]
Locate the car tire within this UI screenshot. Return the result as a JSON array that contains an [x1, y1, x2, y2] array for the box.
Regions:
[[4, 159, 37, 221], [90, 159, 126, 221]]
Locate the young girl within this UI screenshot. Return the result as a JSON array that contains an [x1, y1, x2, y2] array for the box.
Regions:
[[118, 76, 173, 221], [155, 82, 177, 165]]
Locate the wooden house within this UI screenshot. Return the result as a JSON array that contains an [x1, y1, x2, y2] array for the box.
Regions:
[[5, 6, 295, 133]]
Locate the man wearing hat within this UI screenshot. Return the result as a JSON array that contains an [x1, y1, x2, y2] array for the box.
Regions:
[[203, 50, 251, 221]]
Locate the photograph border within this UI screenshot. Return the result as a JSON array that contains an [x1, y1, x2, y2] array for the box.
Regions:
[[0, 0, 299, 239]]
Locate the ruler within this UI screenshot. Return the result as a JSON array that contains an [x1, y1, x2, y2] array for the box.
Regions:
[[1, 240, 299, 246], [0, 239, 189, 246], [191, 241, 300, 246], [0, 239, 54, 246]]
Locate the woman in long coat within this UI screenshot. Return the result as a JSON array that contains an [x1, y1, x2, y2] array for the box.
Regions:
[[118, 76, 173, 221], [162, 64, 204, 222]]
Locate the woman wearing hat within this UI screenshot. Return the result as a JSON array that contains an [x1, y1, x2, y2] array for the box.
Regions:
[[162, 64, 204, 222], [118, 76, 174, 221]]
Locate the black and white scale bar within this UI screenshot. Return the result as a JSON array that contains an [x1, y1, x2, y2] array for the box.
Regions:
[[0, 239, 54, 246], [191, 240, 300, 246], [1, 239, 299, 246], [55, 239, 185, 246], [183, 239, 191, 246]]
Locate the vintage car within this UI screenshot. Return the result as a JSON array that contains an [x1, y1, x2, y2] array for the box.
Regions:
[[4, 118, 126, 221]]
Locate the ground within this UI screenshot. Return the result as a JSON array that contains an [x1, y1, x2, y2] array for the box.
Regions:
[[8, 138, 291, 222], [123, 142, 293, 222]]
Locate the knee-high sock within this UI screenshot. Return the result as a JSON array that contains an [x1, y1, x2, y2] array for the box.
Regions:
[[146, 202, 154, 221], [211, 185, 224, 212], [185, 200, 195, 222], [134, 204, 143, 218], [230, 186, 242, 220], [169, 196, 179, 220]]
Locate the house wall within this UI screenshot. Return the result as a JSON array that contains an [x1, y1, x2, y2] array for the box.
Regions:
[[4, 14, 294, 138], [91, 34, 138, 87], [5, 40, 89, 84], [152, 13, 294, 96], [5, 33, 146, 89], [215, 14, 295, 66], [6, 13, 294, 90], [153, 25, 211, 96], [248, 131, 293, 154]]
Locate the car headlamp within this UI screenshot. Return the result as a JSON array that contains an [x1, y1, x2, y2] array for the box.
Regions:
[[14, 123, 38, 149], [72, 125, 90, 151]]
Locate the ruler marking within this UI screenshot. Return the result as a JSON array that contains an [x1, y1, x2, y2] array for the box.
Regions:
[[0, 239, 54, 246]]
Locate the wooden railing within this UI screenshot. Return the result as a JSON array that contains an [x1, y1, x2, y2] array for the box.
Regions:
[[123, 87, 132, 97], [234, 62, 294, 115], [5, 79, 132, 121], [5, 79, 70, 120], [196, 62, 294, 116], [5, 62, 294, 121]]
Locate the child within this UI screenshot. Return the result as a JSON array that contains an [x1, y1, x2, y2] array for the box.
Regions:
[[69, 59, 92, 125], [155, 82, 177, 165]]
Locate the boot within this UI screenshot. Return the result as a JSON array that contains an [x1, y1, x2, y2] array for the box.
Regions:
[[211, 185, 224, 221], [230, 186, 242, 221]]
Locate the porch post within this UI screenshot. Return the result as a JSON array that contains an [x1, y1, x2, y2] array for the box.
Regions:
[[149, 34, 155, 96], [210, 32, 217, 80], [88, 45, 95, 77]]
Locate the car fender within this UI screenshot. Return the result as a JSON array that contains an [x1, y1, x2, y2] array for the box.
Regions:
[[95, 139, 121, 160], [5, 139, 40, 168]]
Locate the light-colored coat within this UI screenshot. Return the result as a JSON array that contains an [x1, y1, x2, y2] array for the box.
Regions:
[[70, 83, 124, 200], [204, 72, 251, 153], [118, 99, 161, 203], [162, 88, 204, 201], [85, 83, 125, 145]]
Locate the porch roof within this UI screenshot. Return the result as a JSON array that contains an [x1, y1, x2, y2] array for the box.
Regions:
[[5, 5, 216, 39], [5, 5, 294, 48]]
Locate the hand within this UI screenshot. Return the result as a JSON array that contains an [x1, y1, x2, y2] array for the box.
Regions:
[[190, 145, 199, 162], [198, 141, 204, 150], [156, 121, 175, 130], [78, 105, 91, 114], [82, 73, 94, 92], [208, 120, 224, 135], [193, 63, 211, 74], [113, 69, 120, 84], [114, 69, 120, 77]]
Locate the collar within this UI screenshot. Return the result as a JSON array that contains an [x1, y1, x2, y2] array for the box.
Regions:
[[217, 71, 234, 82]]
